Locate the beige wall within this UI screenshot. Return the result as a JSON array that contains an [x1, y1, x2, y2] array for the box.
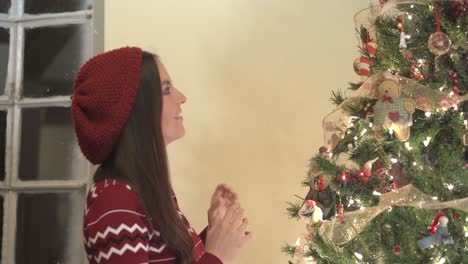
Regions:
[[105, 0, 370, 263]]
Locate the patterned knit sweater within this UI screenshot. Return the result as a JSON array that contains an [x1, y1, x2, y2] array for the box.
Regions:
[[83, 179, 223, 264]]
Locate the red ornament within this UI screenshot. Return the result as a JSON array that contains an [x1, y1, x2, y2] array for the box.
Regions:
[[410, 64, 424, 80], [449, 70, 459, 89], [453, 213, 462, 220], [315, 175, 326, 191], [450, 0, 468, 17], [393, 245, 401, 254]]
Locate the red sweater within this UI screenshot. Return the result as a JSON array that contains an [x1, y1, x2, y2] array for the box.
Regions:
[[83, 179, 222, 264]]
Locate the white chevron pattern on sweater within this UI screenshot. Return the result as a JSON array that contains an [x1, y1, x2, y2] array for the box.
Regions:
[[85, 209, 147, 229], [85, 223, 152, 247], [149, 244, 167, 253], [92, 242, 148, 263]]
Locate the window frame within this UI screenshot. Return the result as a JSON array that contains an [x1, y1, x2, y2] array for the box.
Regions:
[[0, 0, 104, 263]]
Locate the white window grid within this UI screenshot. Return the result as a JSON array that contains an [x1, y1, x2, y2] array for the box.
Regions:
[[0, 0, 104, 263]]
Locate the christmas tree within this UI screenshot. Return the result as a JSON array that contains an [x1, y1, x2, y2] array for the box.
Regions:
[[284, 1, 467, 263]]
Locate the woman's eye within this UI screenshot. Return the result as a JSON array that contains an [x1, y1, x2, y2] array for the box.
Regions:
[[163, 87, 171, 95]]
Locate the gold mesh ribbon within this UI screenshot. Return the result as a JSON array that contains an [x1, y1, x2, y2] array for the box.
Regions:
[[318, 184, 468, 245]]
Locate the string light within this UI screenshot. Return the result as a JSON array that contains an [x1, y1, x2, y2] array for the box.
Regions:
[[413, 162, 417, 166], [389, 128, 394, 135], [432, 196, 438, 201], [425, 112, 432, 117], [295, 237, 301, 247], [391, 158, 398, 164], [408, 14, 413, 20], [369, 122, 373, 128], [373, 191, 382, 196], [423, 137, 431, 147], [354, 252, 363, 260], [405, 142, 413, 150], [360, 128, 368, 136]]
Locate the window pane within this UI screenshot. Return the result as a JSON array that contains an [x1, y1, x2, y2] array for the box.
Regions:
[[23, 23, 90, 98], [16, 191, 85, 264], [0, 111, 6, 181], [0, 0, 11, 13], [24, 0, 92, 14], [0, 27, 8, 95], [19, 107, 85, 181]]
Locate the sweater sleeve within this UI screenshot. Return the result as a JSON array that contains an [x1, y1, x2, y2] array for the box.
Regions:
[[196, 227, 223, 264], [84, 185, 151, 264], [198, 226, 209, 244]]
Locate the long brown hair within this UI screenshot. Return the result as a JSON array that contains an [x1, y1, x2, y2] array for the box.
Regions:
[[94, 51, 194, 263]]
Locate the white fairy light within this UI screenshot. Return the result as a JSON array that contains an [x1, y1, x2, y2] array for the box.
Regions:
[[389, 128, 394, 135], [373, 191, 382, 196], [354, 136, 358, 141], [411, 4, 414, 8], [439, 86, 445, 91], [464, 120, 467, 126], [449, 91, 454, 97], [295, 237, 301, 247], [354, 252, 363, 260], [405, 142, 413, 150], [413, 162, 417, 166], [423, 137, 431, 147], [391, 158, 398, 164], [369, 122, 373, 128], [408, 14, 413, 20], [361, 128, 368, 136], [425, 112, 432, 117], [447, 184, 454, 190], [432, 196, 438, 201], [465, 232, 468, 237]]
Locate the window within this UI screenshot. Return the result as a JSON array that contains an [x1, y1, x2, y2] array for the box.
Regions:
[[0, 1, 103, 263]]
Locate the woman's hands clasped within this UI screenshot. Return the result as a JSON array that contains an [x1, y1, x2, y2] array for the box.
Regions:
[[204, 184, 252, 264]]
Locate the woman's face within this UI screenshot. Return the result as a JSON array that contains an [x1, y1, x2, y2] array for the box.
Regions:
[[157, 60, 187, 145]]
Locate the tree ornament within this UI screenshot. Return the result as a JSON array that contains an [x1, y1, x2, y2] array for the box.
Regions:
[[418, 215, 454, 249], [299, 200, 323, 225], [372, 80, 415, 141], [410, 63, 424, 80], [428, 32, 452, 56], [399, 31, 408, 49], [448, 70, 460, 95], [393, 245, 401, 254], [428, 3, 451, 56], [356, 35, 377, 81], [337, 202, 345, 223], [450, 0, 468, 17]]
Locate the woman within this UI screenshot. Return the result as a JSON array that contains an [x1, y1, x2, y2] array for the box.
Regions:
[[72, 47, 251, 264]]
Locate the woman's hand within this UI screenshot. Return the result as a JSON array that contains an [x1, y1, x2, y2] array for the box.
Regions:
[[208, 184, 238, 227], [204, 203, 252, 264]]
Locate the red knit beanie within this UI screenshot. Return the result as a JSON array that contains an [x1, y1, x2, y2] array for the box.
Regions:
[[72, 47, 143, 164]]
